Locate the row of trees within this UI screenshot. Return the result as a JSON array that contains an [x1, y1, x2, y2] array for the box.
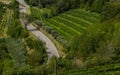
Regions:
[[26, 0, 120, 20], [25, 0, 110, 17], [25, 0, 81, 17], [25, 0, 57, 8], [34, 20, 69, 47]]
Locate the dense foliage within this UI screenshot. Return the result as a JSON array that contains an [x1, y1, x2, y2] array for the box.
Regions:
[[1, 0, 120, 74], [25, 0, 57, 8], [0, 3, 5, 21], [0, 38, 26, 75], [65, 1, 120, 75], [25, 0, 110, 17], [0, 1, 47, 74]]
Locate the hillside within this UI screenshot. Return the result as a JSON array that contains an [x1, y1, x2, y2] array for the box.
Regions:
[[30, 7, 100, 46], [0, 1, 47, 74], [45, 9, 100, 41], [26, 0, 120, 74], [0, 0, 120, 75]]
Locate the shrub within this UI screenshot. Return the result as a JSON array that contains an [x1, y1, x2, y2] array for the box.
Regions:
[[20, 30, 29, 38], [7, 20, 23, 39]]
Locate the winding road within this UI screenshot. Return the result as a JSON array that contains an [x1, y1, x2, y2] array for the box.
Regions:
[[17, 0, 60, 62]]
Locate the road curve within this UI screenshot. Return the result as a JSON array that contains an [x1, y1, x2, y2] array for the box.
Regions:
[[27, 24, 60, 62], [18, 0, 60, 62], [20, 20, 60, 63]]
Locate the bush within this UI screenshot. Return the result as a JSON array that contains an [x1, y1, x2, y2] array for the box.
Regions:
[[20, 30, 29, 38], [25, 37, 47, 66], [7, 20, 23, 39], [102, 0, 120, 20]]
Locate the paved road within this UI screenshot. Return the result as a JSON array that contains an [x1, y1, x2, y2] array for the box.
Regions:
[[16, 0, 29, 8], [17, 0, 29, 13], [27, 24, 60, 62], [18, 0, 60, 62]]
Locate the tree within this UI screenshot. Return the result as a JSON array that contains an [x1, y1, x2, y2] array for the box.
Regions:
[[6, 38, 27, 67], [70, 24, 104, 58], [102, 0, 120, 20], [7, 19, 23, 38]]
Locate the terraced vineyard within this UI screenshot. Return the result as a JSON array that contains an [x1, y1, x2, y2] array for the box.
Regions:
[[44, 9, 100, 42], [65, 62, 120, 75], [0, 9, 13, 35], [31, 7, 101, 46]]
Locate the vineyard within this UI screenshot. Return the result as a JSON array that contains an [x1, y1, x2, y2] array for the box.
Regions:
[[0, 9, 13, 36], [44, 9, 100, 44], [31, 7, 100, 46], [64, 62, 120, 75]]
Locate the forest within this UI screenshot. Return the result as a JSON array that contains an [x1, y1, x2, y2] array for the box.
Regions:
[[0, 0, 120, 75]]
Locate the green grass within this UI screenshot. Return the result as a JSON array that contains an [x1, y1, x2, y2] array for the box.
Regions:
[[45, 20, 72, 40]]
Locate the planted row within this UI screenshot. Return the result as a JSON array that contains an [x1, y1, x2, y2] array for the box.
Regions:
[[67, 10, 99, 23], [68, 63, 120, 75], [34, 20, 70, 47], [45, 20, 72, 40], [60, 14, 89, 27], [47, 19, 79, 38], [52, 18, 80, 35], [53, 16, 84, 32], [0, 9, 13, 33], [74, 9, 100, 19]]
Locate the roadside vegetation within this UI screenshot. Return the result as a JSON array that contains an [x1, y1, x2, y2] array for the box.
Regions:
[[1, 0, 120, 75], [0, 1, 47, 74]]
